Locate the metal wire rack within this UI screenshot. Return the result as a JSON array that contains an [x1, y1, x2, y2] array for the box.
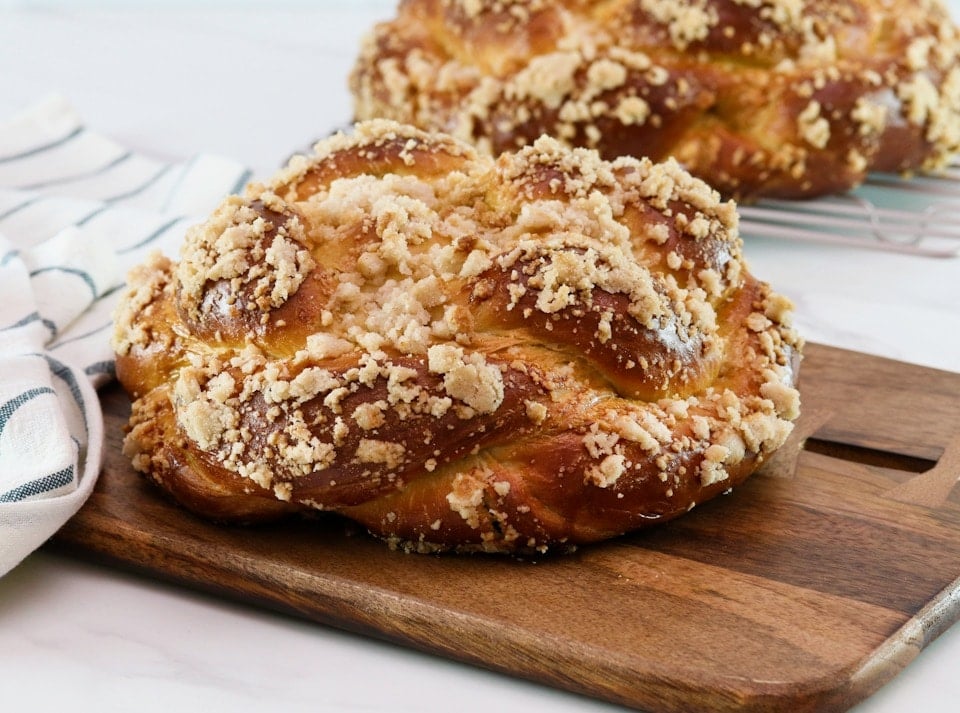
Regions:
[[738, 161, 960, 258]]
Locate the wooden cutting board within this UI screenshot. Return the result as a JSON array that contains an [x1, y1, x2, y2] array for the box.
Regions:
[[51, 343, 960, 713]]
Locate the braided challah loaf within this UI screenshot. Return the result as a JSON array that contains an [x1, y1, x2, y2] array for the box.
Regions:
[[112, 120, 801, 554], [351, 0, 960, 200]]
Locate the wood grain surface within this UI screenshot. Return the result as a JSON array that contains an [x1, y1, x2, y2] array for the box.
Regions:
[[51, 343, 960, 713]]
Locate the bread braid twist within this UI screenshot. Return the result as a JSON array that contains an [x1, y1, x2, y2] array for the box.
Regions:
[[351, 0, 960, 199], [113, 120, 801, 553]]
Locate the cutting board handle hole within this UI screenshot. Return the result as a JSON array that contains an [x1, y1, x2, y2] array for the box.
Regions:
[[803, 437, 937, 474]]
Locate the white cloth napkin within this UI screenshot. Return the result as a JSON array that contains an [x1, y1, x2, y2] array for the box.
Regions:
[[0, 96, 251, 576]]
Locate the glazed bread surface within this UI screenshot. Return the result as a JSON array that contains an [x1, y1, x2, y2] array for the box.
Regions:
[[351, 0, 960, 199], [113, 120, 802, 554]]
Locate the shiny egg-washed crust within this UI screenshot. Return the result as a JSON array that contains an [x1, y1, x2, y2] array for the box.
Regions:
[[113, 120, 802, 554], [350, 0, 960, 200]]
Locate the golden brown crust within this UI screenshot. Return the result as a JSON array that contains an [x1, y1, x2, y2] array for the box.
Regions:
[[350, 0, 960, 199], [112, 120, 802, 554]]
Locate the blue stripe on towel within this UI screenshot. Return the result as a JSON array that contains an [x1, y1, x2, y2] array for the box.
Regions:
[[229, 168, 253, 195], [36, 354, 88, 424], [28, 265, 99, 299], [1, 310, 40, 331], [0, 311, 55, 338], [0, 465, 75, 502], [99, 161, 176, 206], [49, 320, 112, 350], [96, 283, 125, 301], [0, 386, 56, 435], [84, 361, 116, 379], [74, 162, 177, 227], [117, 215, 184, 254], [42, 317, 57, 339], [0, 126, 84, 164], [16, 150, 134, 191], [0, 195, 43, 222], [161, 156, 194, 211], [74, 203, 107, 227], [2, 158, 175, 231]]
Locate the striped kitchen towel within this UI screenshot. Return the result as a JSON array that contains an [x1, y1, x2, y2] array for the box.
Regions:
[[0, 95, 251, 576]]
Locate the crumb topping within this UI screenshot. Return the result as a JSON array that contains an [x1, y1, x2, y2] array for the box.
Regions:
[[639, 0, 718, 50], [175, 194, 315, 324], [112, 251, 175, 357], [428, 344, 505, 413], [351, 0, 960, 199], [797, 100, 831, 149], [114, 118, 802, 554]]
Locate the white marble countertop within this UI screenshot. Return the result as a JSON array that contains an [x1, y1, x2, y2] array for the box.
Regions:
[[1, 3, 959, 712]]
